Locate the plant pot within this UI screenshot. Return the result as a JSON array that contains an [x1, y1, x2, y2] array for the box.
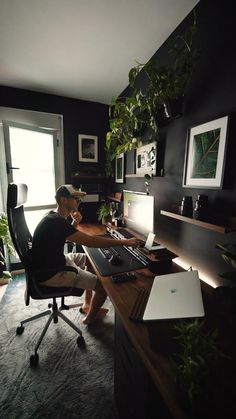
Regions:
[[163, 96, 185, 120], [133, 125, 147, 138], [154, 106, 169, 128]]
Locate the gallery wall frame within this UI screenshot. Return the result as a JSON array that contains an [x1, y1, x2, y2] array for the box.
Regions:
[[78, 134, 98, 162], [135, 141, 157, 176], [183, 116, 229, 189], [115, 153, 125, 183]]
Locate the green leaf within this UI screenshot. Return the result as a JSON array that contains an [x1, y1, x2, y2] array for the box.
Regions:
[[219, 271, 236, 280], [222, 254, 236, 268]]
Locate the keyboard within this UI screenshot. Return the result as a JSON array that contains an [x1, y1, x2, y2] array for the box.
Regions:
[[124, 245, 149, 267], [99, 247, 120, 259], [117, 228, 134, 239]]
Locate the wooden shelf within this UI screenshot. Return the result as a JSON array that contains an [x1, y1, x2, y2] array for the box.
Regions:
[[71, 175, 107, 181], [106, 192, 122, 203], [125, 174, 145, 178], [160, 210, 236, 233]]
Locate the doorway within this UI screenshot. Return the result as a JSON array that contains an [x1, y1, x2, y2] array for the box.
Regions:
[[0, 109, 65, 268]]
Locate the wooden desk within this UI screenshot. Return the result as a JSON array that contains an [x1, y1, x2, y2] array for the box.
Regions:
[[79, 223, 236, 419], [79, 223, 189, 418]]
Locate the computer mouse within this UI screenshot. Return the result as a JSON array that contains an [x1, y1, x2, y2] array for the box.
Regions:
[[109, 255, 122, 265]]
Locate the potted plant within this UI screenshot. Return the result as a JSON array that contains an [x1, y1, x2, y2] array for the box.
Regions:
[[173, 318, 225, 415], [129, 10, 198, 128], [214, 243, 236, 327], [215, 243, 236, 280], [97, 203, 112, 225], [0, 213, 15, 284]]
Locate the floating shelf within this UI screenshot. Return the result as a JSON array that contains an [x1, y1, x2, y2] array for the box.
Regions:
[[106, 192, 122, 203], [125, 174, 146, 178], [71, 175, 107, 181], [160, 210, 236, 234], [106, 196, 121, 203]]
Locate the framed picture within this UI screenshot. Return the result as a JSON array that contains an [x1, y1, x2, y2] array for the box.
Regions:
[[183, 116, 229, 189], [136, 141, 157, 176], [78, 134, 98, 162], [115, 153, 125, 183]]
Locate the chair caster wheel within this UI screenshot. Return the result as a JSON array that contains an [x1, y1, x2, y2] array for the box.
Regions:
[[30, 353, 39, 368], [16, 325, 24, 335], [77, 336, 85, 347]]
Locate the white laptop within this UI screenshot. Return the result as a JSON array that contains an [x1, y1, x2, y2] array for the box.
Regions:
[[144, 232, 165, 251], [143, 270, 205, 321]]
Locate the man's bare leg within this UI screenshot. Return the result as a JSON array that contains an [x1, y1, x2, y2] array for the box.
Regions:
[[82, 289, 92, 309], [82, 281, 107, 324], [81, 260, 109, 317]]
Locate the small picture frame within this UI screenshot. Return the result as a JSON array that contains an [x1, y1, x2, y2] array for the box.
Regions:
[[136, 141, 157, 176], [115, 153, 125, 183], [78, 134, 98, 162], [183, 116, 229, 189]]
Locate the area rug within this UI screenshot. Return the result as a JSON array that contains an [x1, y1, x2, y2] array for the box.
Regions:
[[0, 275, 119, 419]]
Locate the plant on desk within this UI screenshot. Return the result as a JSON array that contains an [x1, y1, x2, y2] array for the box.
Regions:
[[215, 243, 236, 281], [173, 319, 225, 415], [97, 203, 112, 225]]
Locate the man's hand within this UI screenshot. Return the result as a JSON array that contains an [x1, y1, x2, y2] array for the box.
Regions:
[[71, 210, 83, 226], [125, 237, 142, 248]]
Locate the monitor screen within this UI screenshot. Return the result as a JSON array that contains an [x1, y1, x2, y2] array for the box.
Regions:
[[123, 190, 154, 237]]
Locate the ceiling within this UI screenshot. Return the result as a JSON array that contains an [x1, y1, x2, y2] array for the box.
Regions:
[[0, 0, 199, 105]]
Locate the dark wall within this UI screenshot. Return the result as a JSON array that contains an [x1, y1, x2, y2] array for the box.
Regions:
[[114, 0, 236, 287], [1, 0, 236, 287], [0, 86, 109, 181]]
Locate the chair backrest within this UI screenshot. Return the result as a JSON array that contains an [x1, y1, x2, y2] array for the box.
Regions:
[[7, 183, 84, 302], [7, 183, 32, 270]]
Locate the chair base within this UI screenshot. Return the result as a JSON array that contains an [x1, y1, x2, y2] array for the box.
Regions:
[[16, 297, 84, 366]]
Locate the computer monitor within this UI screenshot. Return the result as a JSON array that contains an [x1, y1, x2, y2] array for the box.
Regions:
[[123, 190, 154, 237]]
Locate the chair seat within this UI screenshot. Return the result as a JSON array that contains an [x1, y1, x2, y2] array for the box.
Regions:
[[31, 284, 84, 299]]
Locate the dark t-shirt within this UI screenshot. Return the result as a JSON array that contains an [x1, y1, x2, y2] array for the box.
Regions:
[[32, 211, 77, 282]]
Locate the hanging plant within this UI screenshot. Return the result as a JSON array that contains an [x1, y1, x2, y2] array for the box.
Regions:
[[129, 10, 198, 126], [105, 94, 146, 176], [105, 10, 198, 176]]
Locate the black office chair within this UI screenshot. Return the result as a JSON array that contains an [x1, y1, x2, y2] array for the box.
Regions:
[[7, 183, 85, 367]]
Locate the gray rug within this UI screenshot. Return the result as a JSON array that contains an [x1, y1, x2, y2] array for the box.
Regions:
[[0, 276, 119, 419]]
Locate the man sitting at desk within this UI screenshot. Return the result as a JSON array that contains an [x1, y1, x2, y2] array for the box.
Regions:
[[32, 185, 140, 325]]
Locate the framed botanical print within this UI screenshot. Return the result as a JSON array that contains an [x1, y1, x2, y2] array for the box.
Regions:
[[78, 134, 98, 162], [183, 116, 229, 189]]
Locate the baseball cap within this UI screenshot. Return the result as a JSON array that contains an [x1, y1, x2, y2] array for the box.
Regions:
[[55, 184, 86, 200]]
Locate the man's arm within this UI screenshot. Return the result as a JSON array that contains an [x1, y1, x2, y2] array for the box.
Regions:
[[70, 210, 83, 228], [66, 229, 140, 248]]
